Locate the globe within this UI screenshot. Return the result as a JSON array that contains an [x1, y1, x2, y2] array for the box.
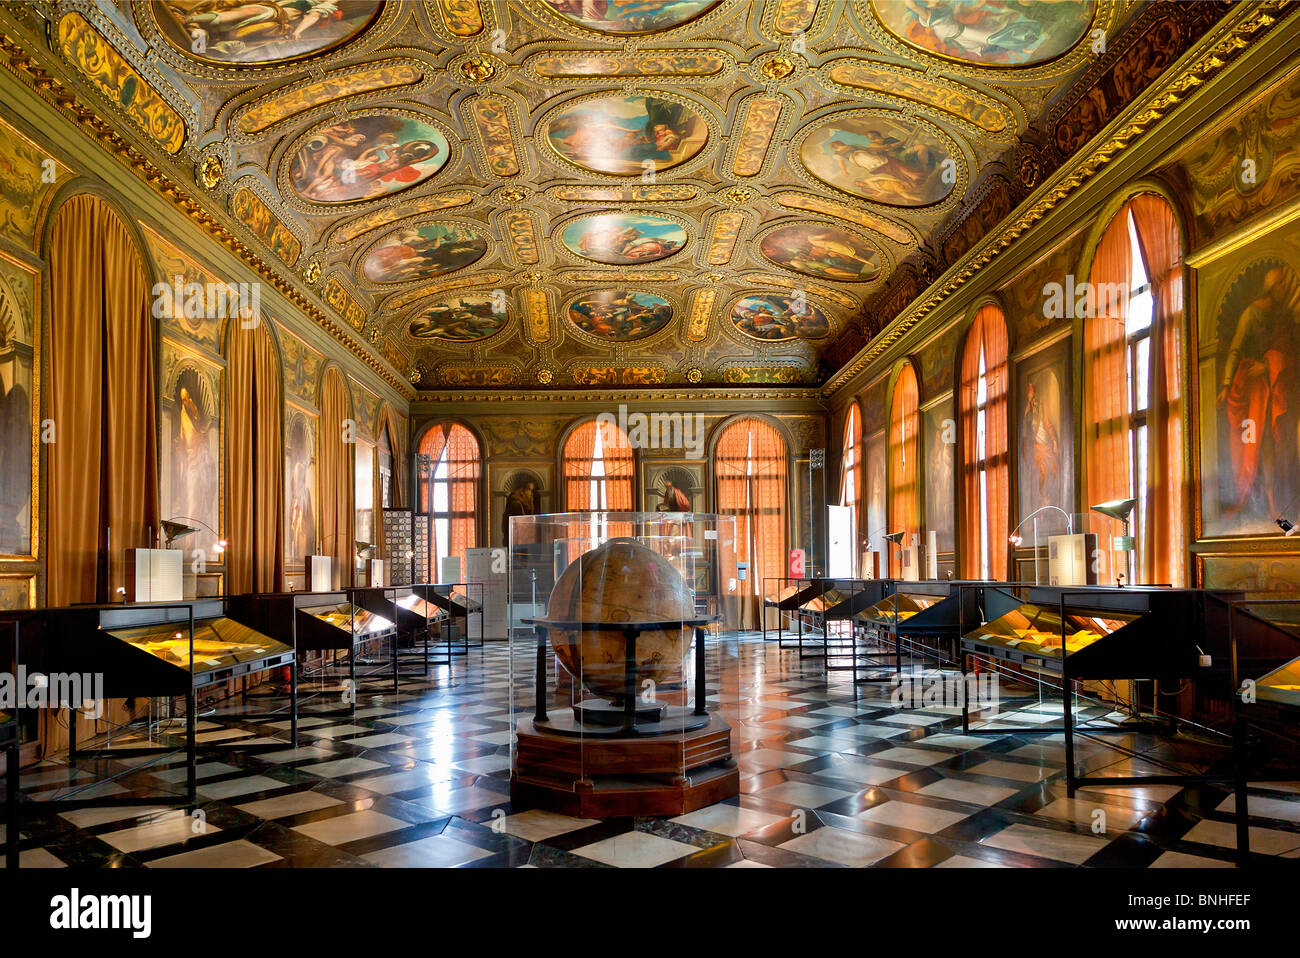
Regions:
[[543, 537, 695, 701]]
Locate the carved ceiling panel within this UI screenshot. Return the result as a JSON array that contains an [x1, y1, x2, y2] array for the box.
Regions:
[[14, 0, 1205, 390]]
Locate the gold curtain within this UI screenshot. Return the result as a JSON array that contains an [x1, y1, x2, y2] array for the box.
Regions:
[[1131, 194, 1186, 586], [318, 368, 352, 585], [888, 364, 920, 576], [715, 417, 787, 614], [47, 195, 158, 605], [225, 320, 282, 593], [958, 305, 1009, 579]]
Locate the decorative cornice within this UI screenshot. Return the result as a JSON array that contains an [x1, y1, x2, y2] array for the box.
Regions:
[[820, 0, 1291, 399], [0, 26, 416, 401], [412, 386, 826, 406]]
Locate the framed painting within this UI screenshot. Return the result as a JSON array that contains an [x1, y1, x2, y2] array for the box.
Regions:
[[1014, 334, 1073, 536], [1195, 212, 1300, 538]]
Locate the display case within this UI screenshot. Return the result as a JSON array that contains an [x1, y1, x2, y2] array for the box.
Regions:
[[508, 512, 740, 817], [1, 704, 14, 870], [38, 599, 300, 809], [962, 602, 1140, 667]]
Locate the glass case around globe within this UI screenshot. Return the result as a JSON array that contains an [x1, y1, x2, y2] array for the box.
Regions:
[[507, 512, 741, 817]]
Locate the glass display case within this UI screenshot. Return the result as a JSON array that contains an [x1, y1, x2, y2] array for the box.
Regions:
[[856, 591, 942, 624], [295, 600, 395, 651], [507, 512, 741, 818], [963, 603, 1140, 662], [105, 617, 293, 674]]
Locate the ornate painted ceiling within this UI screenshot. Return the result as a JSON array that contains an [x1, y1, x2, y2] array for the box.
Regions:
[[5, 0, 1234, 390]]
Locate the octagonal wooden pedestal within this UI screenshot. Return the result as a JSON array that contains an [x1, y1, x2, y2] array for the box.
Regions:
[[510, 713, 739, 818]]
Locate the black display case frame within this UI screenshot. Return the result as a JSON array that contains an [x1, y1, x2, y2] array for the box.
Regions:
[[1, 617, 19, 869]]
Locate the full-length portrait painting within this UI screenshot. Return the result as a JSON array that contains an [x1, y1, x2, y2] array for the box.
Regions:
[[0, 257, 35, 557], [1015, 336, 1073, 536], [285, 409, 318, 563], [1199, 222, 1300, 537], [161, 356, 221, 555], [923, 400, 954, 555]]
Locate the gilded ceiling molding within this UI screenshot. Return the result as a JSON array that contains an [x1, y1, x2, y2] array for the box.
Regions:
[[746, 272, 859, 310], [521, 287, 551, 343], [524, 50, 733, 83], [704, 210, 748, 266], [821, 0, 1293, 398], [546, 184, 700, 203], [230, 181, 302, 268], [411, 386, 824, 404], [0, 30, 413, 398], [560, 270, 681, 284], [231, 59, 426, 136], [464, 93, 522, 178], [503, 210, 540, 265], [773, 191, 913, 246], [728, 94, 787, 178], [685, 288, 716, 342], [428, 0, 486, 39], [55, 12, 185, 154], [327, 190, 476, 248]]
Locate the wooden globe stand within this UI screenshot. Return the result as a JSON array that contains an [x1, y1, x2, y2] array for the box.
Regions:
[[512, 619, 739, 818]]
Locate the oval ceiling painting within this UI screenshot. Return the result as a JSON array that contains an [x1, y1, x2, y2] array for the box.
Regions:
[[539, 0, 721, 34], [731, 294, 830, 342], [568, 290, 673, 342], [800, 115, 955, 207], [363, 223, 486, 284], [870, 0, 1094, 67], [152, 0, 383, 65], [546, 95, 708, 176], [561, 213, 686, 265], [760, 224, 881, 283], [290, 114, 450, 205], [409, 295, 508, 342]]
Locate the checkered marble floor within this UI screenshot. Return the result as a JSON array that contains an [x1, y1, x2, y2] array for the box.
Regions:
[[6, 633, 1300, 868]]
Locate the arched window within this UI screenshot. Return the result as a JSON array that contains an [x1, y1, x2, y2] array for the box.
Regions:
[[418, 422, 481, 581], [715, 417, 787, 604], [888, 363, 920, 576], [959, 305, 1009, 579], [1084, 194, 1185, 585], [562, 418, 634, 511], [838, 403, 862, 575]]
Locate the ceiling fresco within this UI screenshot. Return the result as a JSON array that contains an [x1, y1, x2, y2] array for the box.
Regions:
[[5, 0, 1239, 390]]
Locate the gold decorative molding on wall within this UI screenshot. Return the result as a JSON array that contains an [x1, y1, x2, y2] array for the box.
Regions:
[[522, 288, 550, 343], [686, 287, 716, 341], [231, 184, 302, 268], [233, 60, 424, 135]]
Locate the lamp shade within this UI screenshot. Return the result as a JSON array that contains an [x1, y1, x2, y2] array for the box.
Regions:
[[1090, 498, 1137, 523], [882, 531, 905, 545], [161, 519, 198, 547]]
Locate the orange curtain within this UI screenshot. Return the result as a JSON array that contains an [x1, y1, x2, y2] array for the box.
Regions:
[[562, 419, 634, 511], [390, 411, 408, 510], [715, 418, 787, 611], [318, 369, 352, 586], [226, 320, 283, 593], [1131, 194, 1186, 585], [1084, 203, 1135, 576], [418, 422, 480, 575], [47, 195, 158, 605], [888, 364, 920, 575], [958, 305, 1009, 579]]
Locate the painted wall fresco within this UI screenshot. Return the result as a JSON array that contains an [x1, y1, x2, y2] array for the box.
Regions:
[[142, 229, 227, 356], [923, 399, 955, 555], [152, 0, 382, 64], [759, 223, 881, 283], [290, 114, 450, 204], [1015, 336, 1073, 535], [539, 0, 720, 34], [280, 328, 325, 406], [284, 408, 318, 563], [0, 119, 65, 246], [545, 95, 708, 175], [160, 347, 222, 557], [870, 0, 1093, 66], [0, 255, 35, 557], [561, 212, 685, 264], [409, 295, 508, 341], [730, 294, 830, 342], [799, 115, 954, 207], [362, 223, 486, 284], [568, 290, 672, 341], [1198, 222, 1300, 538]]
